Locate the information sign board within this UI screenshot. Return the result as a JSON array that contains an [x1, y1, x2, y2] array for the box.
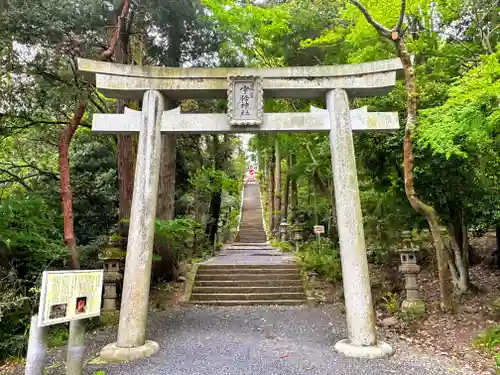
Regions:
[[313, 225, 325, 234], [37, 270, 103, 327]]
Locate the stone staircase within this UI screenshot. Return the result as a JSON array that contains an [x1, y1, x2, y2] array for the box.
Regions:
[[236, 182, 267, 243], [190, 183, 306, 306]]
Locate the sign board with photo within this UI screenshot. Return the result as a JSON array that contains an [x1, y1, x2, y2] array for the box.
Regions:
[[313, 225, 325, 234], [37, 270, 104, 327]]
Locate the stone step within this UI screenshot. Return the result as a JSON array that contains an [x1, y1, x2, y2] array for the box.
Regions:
[[230, 242, 270, 246], [189, 299, 305, 306], [190, 292, 306, 301], [227, 247, 270, 250], [195, 273, 301, 281], [192, 286, 303, 294], [224, 247, 274, 251], [198, 264, 297, 270], [197, 268, 300, 275], [195, 280, 304, 287]]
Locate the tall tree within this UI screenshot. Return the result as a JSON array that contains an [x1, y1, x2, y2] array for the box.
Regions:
[[349, 0, 453, 309]]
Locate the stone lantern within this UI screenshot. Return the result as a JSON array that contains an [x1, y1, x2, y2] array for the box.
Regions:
[[98, 238, 125, 312], [280, 221, 289, 242], [398, 231, 425, 315], [293, 226, 303, 252]]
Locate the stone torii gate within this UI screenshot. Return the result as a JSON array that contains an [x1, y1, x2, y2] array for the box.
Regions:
[[78, 58, 403, 361]]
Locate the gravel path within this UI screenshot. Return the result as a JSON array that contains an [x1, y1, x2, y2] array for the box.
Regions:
[[73, 305, 476, 375]]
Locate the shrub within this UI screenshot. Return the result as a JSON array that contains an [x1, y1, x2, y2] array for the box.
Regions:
[[0, 195, 66, 360], [473, 325, 500, 355], [296, 242, 342, 283]]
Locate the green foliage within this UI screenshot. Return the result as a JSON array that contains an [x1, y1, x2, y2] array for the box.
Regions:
[[0, 194, 65, 359], [381, 291, 399, 315], [270, 239, 294, 252], [155, 218, 203, 248], [419, 52, 500, 158], [47, 326, 69, 348], [296, 242, 342, 283], [398, 309, 424, 322], [473, 325, 500, 355], [0, 194, 65, 279]]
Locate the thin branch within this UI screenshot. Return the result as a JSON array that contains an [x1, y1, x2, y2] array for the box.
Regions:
[[0, 161, 59, 180], [0, 169, 35, 190], [479, 2, 498, 25], [93, 91, 111, 113], [395, 0, 406, 31], [420, 26, 478, 56], [349, 0, 391, 36], [87, 95, 108, 114]]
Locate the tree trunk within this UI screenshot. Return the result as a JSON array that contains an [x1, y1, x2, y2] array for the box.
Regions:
[[268, 157, 275, 235], [155, 129, 177, 281], [396, 37, 453, 311], [205, 135, 224, 244], [283, 155, 290, 222], [290, 153, 298, 221], [274, 139, 281, 231], [496, 226, 500, 269], [115, 8, 136, 249], [59, 103, 85, 270], [447, 222, 469, 292], [154, 14, 181, 279]]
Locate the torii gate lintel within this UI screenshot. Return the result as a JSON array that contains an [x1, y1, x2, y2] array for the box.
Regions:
[[92, 105, 399, 134]]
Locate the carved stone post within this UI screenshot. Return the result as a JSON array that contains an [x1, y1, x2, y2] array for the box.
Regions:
[[102, 259, 122, 312], [293, 226, 303, 252], [399, 231, 425, 315], [100, 90, 164, 362], [280, 221, 288, 242], [327, 89, 393, 359]]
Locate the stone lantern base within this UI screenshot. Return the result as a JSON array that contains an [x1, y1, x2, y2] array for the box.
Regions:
[[401, 299, 425, 315]]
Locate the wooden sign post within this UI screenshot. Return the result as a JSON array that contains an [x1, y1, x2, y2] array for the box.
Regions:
[[313, 225, 325, 251]]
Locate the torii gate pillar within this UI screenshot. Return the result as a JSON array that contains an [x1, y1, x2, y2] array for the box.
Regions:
[[78, 58, 402, 361]]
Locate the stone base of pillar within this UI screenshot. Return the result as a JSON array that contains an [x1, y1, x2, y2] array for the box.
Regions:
[[99, 340, 159, 363], [334, 339, 394, 359]]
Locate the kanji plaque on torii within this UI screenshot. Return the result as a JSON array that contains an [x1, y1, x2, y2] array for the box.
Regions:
[[227, 75, 263, 126]]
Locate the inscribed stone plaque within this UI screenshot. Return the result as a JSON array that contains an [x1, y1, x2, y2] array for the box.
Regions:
[[37, 270, 103, 327], [227, 76, 263, 126]]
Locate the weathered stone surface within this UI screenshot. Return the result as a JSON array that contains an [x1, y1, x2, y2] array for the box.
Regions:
[[99, 340, 159, 362], [77, 57, 403, 100], [92, 105, 399, 134], [228, 76, 264, 126], [401, 300, 426, 315], [114, 90, 164, 350], [326, 89, 378, 348]]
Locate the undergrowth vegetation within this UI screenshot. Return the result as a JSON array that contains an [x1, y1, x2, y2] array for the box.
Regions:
[[296, 240, 342, 283]]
